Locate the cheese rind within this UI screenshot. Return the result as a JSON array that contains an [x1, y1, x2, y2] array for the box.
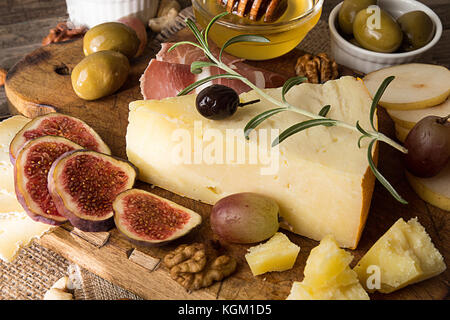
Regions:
[[354, 218, 446, 293], [245, 232, 300, 276], [286, 235, 369, 300], [127, 77, 377, 248]]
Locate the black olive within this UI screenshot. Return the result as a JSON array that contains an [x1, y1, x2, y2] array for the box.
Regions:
[[404, 115, 450, 178], [195, 84, 260, 120]]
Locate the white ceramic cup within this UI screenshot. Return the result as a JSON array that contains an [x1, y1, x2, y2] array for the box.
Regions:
[[66, 0, 160, 28]]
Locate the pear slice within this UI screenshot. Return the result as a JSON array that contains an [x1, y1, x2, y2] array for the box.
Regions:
[[387, 99, 450, 129], [394, 123, 410, 143], [406, 164, 450, 211], [363, 64, 450, 110]]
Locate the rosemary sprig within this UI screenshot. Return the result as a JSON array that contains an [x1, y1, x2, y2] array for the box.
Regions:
[[174, 13, 409, 204]]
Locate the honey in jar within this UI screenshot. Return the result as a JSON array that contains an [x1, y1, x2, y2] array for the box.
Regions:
[[193, 0, 323, 60]]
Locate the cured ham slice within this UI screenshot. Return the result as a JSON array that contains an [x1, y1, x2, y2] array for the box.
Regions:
[[156, 42, 244, 67], [140, 59, 253, 100], [140, 42, 288, 100], [156, 43, 286, 87]]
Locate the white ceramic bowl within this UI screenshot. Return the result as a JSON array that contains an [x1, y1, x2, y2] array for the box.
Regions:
[[329, 0, 442, 74], [66, 0, 160, 28]]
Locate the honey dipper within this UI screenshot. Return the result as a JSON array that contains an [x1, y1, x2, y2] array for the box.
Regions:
[[219, 0, 288, 23]]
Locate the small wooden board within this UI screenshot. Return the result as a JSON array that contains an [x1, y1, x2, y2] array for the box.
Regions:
[[5, 30, 449, 300]]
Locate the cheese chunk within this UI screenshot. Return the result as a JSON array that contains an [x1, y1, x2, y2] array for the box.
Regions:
[[287, 281, 369, 300], [245, 232, 300, 276], [0, 116, 54, 262], [354, 218, 446, 293], [127, 77, 377, 248], [287, 235, 369, 300]]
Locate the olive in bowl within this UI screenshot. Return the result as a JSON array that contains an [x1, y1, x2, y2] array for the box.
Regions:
[[338, 0, 376, 35], [397, 11, 435, 52], [71, 50, 130, 101], [353, 7, 403, 53], [329, 0, 442, 74], [83, 22, 140, 59]]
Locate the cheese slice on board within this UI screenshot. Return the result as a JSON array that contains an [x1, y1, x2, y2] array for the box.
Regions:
[[127, 76, 377, 249], [0, 116, 55, 262]]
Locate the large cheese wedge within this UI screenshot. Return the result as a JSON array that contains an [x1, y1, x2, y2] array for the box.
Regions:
[[354, 218, 446, 293], [0, 116, 55, 262], [286, 235, 369, 300], [127, 76, 377, 248]]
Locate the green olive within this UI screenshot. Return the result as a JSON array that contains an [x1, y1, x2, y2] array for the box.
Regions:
[[397, 11, 434, 51], [338, 0, 377, 35], [83, 22, 139, 59], [353, 7, 403, 53], [71, 50, 130, 100]]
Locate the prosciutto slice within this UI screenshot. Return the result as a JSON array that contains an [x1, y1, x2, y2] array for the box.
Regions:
[[156, 42, 244, 67], [140, 59, 253, 100], [140, 42, 287, 100]]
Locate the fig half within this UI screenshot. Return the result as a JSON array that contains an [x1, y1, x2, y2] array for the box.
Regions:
[[14, 135, 83, 225], [10, 113, 111, 164], [113, 189, 202, 246], [48, 150, 137, 232]]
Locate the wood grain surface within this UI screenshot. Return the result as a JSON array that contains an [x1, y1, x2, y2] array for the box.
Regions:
[[4, 27, 449, 299]]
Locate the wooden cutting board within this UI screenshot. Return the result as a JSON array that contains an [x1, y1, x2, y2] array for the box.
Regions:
[[4, 29, 449, 300]]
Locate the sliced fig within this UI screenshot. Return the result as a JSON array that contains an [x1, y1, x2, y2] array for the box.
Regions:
[[113, 189, 202, 246], [48, 150, 137, 232], [10, 113, 111, 164], [14, 136, 84, 225]]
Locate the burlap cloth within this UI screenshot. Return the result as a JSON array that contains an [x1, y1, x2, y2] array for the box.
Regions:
[[0, 6, 330, 300]]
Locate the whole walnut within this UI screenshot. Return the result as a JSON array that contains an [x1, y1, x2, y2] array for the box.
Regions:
[[163, 242, 237, 291], [295, 53, 339, 84]]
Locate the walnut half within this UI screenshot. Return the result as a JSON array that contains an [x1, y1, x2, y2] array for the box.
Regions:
[[163, 243, 237, 292], [295, 53, 339, 84]]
